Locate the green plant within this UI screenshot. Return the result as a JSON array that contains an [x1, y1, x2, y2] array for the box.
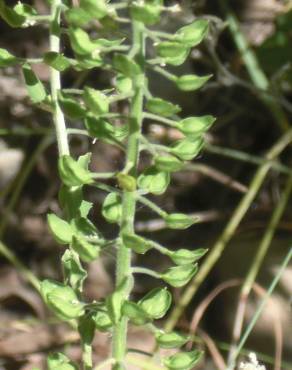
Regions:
[[0, 1, 215, 369]]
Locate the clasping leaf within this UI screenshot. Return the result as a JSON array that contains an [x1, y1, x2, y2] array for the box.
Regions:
[[22, 63, 46, 104], [47, 213, 74, 245], [47, 352, 78, 370], [122, 233, 152, 254], [71, 235, 100, 263], [122, 301, 149, 325], [102, 192, 122, 223], [83, 87, 109, 114], [0, 48, 22, 67], [41, 279, 85, 320], [58, 155, 93, 187]]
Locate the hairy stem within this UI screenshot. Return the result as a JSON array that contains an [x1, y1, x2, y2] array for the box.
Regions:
[[49, 0, 69, 156], [112, 20, 145, 368]]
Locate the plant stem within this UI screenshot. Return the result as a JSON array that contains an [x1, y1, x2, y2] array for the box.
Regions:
[[49, 0, 69, 156], [228, 174, 292, 367], [205, 143, 292, 175], [0, 136, 52, 237], [83, 343, 93, 370], [220, 0, 290, 133], [112, 20, 145, 369], [143, 113, 178, 127], [227, 247, 292, 370], [0, 240, 40, 290], [164, 129, 292, 332], [131, 267, 160, 279]]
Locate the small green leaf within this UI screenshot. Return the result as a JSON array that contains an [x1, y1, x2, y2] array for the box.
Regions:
[[78, 314, 95, 344], [163, 350, 203, 370], [85, 116, 118, 145], [122, 233, 152, 254], [113, 54, 141, 78], [115, 74, 133, 94], [94, 38, 125, 49], [169, 248, 208, 265], [41, 279, 85, 320], [122, 301, 149, 325], [177, 116, 216, 138], [156, 331, 189, 349], [22, 63, 46, 104], [161, 264, 198, 288], [175, 19, 209, 47], [13, 3, 37, 17], [106, 277, 130, 324], [102, 192, 122, 223], [68, 28, 97, 56], [155, 156, 184, 172], [130, 0, 162, 25], [171, 138, 204, 160], [176, 74, 212, 91], [0, 0, 25, 27], [58, 92, 86, 119], [79, 0, 108, 20], [44, 52, 71, 72], [47, 352, 78, 370], [71, 216, 101, 242], [59, 186, 83, 220], [92, 306, 113, 332], [71, 235, 100, 263], [164, 213, 197, 230], [138, 166, 170, 195], [138, 288, 172, 319], [156, 42, 189, 59], [117, 173, 136, 192], [62, 249, 87, 293], [146, 98, 181, 117], [58, 155, 93, 187], [47, 213, 73, 245], [0, 48, 22, 67], [83, 87, 109, 115], [75, 55, 103, 70], [65, 7, 92, 27]]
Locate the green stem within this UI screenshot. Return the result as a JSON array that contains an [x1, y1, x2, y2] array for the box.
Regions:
[[228, 174, 292, 367], [112, 20, 145, 369], [0, 240, 40, 290], [143, 113, 178, 127], [83, 343, 93, 370], [164, 129, 292, 332], [0, 136, 52, 237], [49, 0, 69, 156], [220, 0, 290, 133], [205, 143, 292, 175], [131, 267, 160, 279]]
